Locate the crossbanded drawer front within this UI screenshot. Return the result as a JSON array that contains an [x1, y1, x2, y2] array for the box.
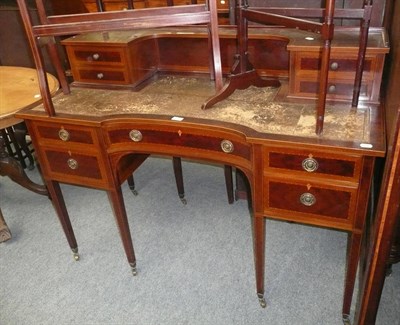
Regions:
[[297, 79, 370, 99], [36, 125, 95, 145], [299, 56, 373, 74], [44, 150, 103, 180], [265, 151, 360, 179], [107, 128, 251, 161], [76, 69, 128, 83], [264, 180, 356, 221], [71, 49, 124, 65]]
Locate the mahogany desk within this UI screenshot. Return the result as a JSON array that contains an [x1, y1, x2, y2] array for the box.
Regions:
[[0, 66, 58, 242], [17, 75, 385, 324]]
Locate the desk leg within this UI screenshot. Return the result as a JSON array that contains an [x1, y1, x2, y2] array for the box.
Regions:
[[107, 186, 137, 276], [342, 232, 362, 325], [254, 214, 266, 308], [46, 180, 79, 261]]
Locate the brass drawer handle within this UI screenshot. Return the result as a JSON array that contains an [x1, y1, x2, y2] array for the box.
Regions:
[[328, 84, 337, 93], [92, 53, 100, 60], [58, 129, 70, 141], [330, 62, 339, 71], [96, 73, 104, 79], [67, 158, 78, 170], [221, 140, 234, 153], [300, 193, 316, 206], [129, 130, 143, 142], [302, 157, 318, 172]]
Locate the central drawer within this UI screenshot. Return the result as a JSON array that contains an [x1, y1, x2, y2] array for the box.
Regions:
[[104, 123, 252, 168]]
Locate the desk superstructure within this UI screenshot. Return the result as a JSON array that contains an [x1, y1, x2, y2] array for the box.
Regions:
[[15, 0, 388, 323]]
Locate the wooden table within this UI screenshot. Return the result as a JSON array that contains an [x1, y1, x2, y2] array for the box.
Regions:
[[0, 66, 59, 242]]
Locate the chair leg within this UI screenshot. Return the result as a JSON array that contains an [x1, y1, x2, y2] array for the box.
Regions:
[[126, 158, 235, 206], [224, 165, 234, 204], [127, 175, 138, 196], [173, 157, 186, 204], [13, 122, 35, 170]]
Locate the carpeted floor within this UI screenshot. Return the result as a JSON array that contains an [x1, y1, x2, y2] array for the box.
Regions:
[[1, 157, 399, 325]]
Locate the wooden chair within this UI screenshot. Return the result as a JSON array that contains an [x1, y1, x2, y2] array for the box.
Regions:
[[203, 0, 373, 136], [79, 0, 233, 204]]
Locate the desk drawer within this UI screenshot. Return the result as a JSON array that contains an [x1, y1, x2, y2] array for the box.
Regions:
[[66, 46, 126, 66], [297, 54, 374, 77], [263, 147, 362, 181], [106, 124, 252, 163], [34, 123, 96, 146], [293, 78, 371, 101], [75, 68, 129, 84], [41, 149, 110, 188], [264, 179, 357, 223]]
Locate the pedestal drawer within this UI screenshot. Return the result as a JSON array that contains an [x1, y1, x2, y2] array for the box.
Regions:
[[263, 147, 362, 181], [35, 124, 95, 145], [264, 178, 357, 224], [41, 149, 110, 188]]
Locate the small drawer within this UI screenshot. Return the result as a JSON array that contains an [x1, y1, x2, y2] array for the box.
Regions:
[[292, 78, 371, 101], [44, 150, 102, 179], [41, 149, 109, 188], [264, 148, 361, 180], [299, 57, 373, 74], [75, 69, 129, 84], [264, 179, 356, 222], [35, 124, 95, 145], [68, 47, 125, 65]]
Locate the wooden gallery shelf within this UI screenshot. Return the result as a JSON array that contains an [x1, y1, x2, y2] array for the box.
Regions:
[[62, 26, 389, 104]]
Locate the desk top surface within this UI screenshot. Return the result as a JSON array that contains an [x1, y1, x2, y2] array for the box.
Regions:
[[0, 66, 59, 120], [27, 76, 385, 155]]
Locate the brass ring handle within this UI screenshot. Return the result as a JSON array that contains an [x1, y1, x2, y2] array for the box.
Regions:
[[302, 157, 318, 172], [221, 140, 234, 153], [67, 158, 78, 170], [58, 129, 70, 141], [129, 130, 143, 142], [300, 193, 316, 206]]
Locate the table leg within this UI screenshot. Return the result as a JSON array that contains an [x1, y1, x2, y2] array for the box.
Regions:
[[0, 136, 47, 196], [0, 208, 12, 243], [107, 186, 137, 276], [0, 135, 48, 243]]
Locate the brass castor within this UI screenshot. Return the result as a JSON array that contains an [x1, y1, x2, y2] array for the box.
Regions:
[[342, 314, 351, 325], [257, 293, 267, 308], [72, 248, 80, 261], [131, 189, 139, 196], [178, 194, 187, 205], [130, 262, 137, 276]]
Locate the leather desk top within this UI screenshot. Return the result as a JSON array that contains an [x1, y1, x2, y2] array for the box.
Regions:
[[27, 75, 384, 154]]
